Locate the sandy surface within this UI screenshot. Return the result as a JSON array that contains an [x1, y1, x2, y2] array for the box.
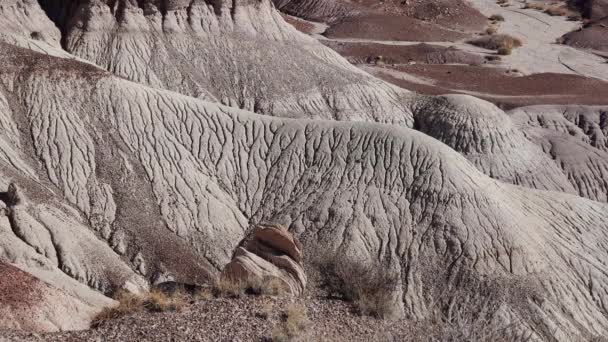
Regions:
[[466, 0, 608, 80]]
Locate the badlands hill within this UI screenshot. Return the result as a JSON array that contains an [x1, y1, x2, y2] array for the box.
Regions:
[[0, 0, 608, 341]]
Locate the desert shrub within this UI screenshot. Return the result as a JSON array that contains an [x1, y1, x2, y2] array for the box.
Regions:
[[413, 264, 541, 341], [497, 47, 512, 55], [489, 14, 505, 21], [144, 289, 186, 312], [213, 277, 246, 298], [213, 276, 286, 298], [545, 6, 569, 16], [523, 2, 545, 10], [317, 255, 400, 319], [469, 34, 522, 51], [91, 290, 185, 328], [246, 276, 287, 296], [271, 304, 311, 342], [485, 26, 498, 35]]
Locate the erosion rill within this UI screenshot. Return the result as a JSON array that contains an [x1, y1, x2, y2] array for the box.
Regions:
[[0, 0, 607, 340]]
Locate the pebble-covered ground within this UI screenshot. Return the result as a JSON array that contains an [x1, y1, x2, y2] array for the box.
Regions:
[[0, 295, 419, 342]]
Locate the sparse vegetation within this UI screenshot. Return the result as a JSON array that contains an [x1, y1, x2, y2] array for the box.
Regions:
[[469, 34, 523, 53], [497, 46, 513, 55], [523, 2, 545, 10], [489, 14, 505, 22], [544, 6, 569, 16], [91, 290, 186, 328], [485, 26, 498, 35], [317, 255, 400, 319], [271, 304, 311, 342], [212, 276, 287, 298]]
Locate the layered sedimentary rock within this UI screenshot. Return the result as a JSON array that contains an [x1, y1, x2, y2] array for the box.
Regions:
[[0, 0, 608, 339], [1, 42, 608, 339], [412, 95, 577, 194], [32, 0, 414, 125], [222, 223, 306, 296], [510, 105, 608, 202]]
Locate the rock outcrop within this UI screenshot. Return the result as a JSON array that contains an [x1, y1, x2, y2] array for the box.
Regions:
[[222, 224, 306, 296]]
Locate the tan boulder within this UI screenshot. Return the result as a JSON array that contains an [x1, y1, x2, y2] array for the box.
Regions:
[[221, 224, 306, 296]]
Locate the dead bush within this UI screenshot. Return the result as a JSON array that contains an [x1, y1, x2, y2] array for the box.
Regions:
[[497, 47, 512, 55], [317, 255, 400, 319], [489, 14, 505, 22], [91, 290, 185, 328], [544, 6, 569, 16], [414, 264, 541, 341], [523, 2, 545, 10], [144, 289, 186, 312], [469, 34, 522, 51], [271, 304, 311, 342], [213, 276, 286, 298]]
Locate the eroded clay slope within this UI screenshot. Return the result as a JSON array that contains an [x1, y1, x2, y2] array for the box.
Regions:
[[510, 105, 608, 202], [1, 41, 608, 339], [0, 261, 112, 332], [26, 0, 413, 125], [412, 95, 577, 194]]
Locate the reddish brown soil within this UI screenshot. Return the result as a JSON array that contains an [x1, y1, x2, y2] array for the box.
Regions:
[[276, 0, 486, 42], [281, 13, 316, 34], [563, 20, 608, 52], [324, 13, 470, 42], [562, 0, 608, 52], [371, 64, 608, 108], [0, 262, 43, 308], [351, 0, 487, 31], [323, 41, 486, 65]]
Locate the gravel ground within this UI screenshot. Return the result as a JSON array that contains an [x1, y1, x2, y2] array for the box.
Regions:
[[0, 296, 417, 342]]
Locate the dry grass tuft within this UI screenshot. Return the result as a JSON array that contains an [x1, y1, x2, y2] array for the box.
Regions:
[[144, 289, 186, 312], [497, 47, 512, 55], [247, 276, 288, 296], [469, 34, 522, 52], [213, 277, 247, 298], [91, 290, 186, 328], [271, 304, 311, 342], [489, 14, 505, 22], [544, 6, 569, 16], [317, 255, 400, 319], [213, 276, 287, 298], [523, 2, 545, 10]]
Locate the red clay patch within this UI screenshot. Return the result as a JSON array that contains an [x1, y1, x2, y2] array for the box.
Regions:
[[371, 64, 608, 108]]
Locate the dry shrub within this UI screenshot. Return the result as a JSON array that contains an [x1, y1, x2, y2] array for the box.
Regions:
[[414, 264, 541, 341], [485, 26, 498, 35], [523, 2, 545, 10], [271, 304, 311, 342], [489, 14, 505, 21], [497, 47, 512, 55], [213, 277, 246, 298], [144, 289, 186, 312], [213, 276, 287, 298], [91, 290, 185, 328], [247, 276, 287, 296], [469, 34, 522, 51], [544, 6, 569, 16], [317, 255, 400, 319]]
